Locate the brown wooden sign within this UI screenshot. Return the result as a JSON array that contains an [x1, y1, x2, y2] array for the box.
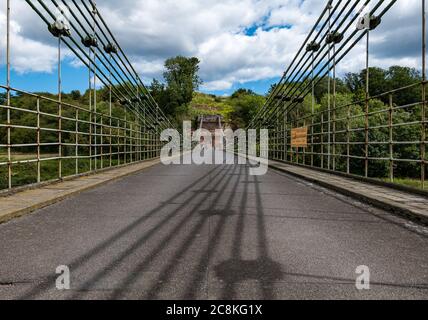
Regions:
[[291, 127, 308, 148]]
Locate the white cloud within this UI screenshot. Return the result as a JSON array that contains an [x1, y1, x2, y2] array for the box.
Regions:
[[0, 11, 58, 73], [202, 80, 233, 91], [0, 0, 424, 92]]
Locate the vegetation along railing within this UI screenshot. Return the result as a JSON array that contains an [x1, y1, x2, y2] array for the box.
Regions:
[[0, 86, 162, 191], [268, 82, 427, 190], [0, 0, 172, 191], [251, 0, 427, 190]]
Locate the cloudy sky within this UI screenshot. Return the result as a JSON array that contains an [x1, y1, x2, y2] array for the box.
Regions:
[[0, 0, 424, 95]]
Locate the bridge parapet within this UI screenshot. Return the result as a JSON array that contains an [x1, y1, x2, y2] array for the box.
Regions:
[[249, 0, 427, 192], [0, 0, 172, 191]]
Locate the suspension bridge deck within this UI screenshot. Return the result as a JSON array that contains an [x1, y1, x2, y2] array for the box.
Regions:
[[0, 160, 427, 300]]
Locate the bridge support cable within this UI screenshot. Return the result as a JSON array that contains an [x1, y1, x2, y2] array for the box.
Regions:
[[422, 0, 427, 190], [33, 1, 174, 162], [79, 0, 171, 131], [29, 0, 162, 134], [82, 0, 172, 131], [58, 34, 63, 178], [43, 0, 169, 135], [252, 0, 374, 126], [252, 0, 380, 127], [250, 0, 335, 127], [254, 1, 395, 129], [6, 0, 11, 189], [27, 1, 152, 132], [249, 0, 353, 128], [86, 0, 169, 126], [248, 0, 428, 191], [255, 0, 390, 124], [0, 0, 170, 192], [70, 0, 163, 129]]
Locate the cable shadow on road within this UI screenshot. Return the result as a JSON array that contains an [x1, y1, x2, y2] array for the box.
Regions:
[[76, 164, 234, 300], [136, 164, 242, 300], [279, 271, 428, 291], [103, 164, 238, 299], [180, 165, 244, 299], [19, 165, 222, 299], [214, 171, 284, 300]]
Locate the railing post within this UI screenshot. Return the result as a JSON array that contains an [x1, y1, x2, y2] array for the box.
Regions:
[[422, 0, 427, 189], [6, 0, 11, 190], [332, 45, 337, 172], [321, 113, 324, 169], [143, 104, 146, 160], [327, 4, 332, 171], [88, 49, 93, 172], [37, 98, 41, 183], [130, 121, 133, 163], [138, 124, 141, 162], [365, 31, 370, 178], [117, 119, 120, 165], [75, 109, 79, 175], [109, 54, 113, 168], [93, 3, 98, 171], [285, 112, 288, 162], [347, 104, 351, 175], [303, 118, 306, 165], [58, 35, 62, 180], [311, 51, 315, 167], [124, 110, 127, 164], [100, 115, 104, 169], [389, 94, 394, 182]]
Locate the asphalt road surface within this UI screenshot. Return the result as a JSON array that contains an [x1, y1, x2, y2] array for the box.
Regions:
[[0, 160, 427, 300]]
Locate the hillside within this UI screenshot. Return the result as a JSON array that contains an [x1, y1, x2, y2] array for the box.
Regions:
[[189, 93, 234, 122], [187, 91, 266, 128]]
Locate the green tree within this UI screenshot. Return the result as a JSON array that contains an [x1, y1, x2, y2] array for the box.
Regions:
[[231, 88, 255, 99], [314, 77, 349, 102], [344, 66, 421, 105], [387, 66, 421, 106], [229, 89, 265, 128], [149, 56, 202, 117], [164, 56, 202, 105], [148, 79, 171, 114], [0, 93, 6, 105], [69, 90, 81, 101]]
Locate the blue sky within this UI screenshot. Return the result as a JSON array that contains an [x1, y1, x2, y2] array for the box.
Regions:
[[0, 65, 280, 96], [0, 65, 88, 94], [0, 0, 423, 97]]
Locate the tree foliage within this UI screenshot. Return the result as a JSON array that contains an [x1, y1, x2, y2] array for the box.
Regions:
[[150, 56, 202, 118], [283, 65, 424, 179], [229, 89, 265, 129]]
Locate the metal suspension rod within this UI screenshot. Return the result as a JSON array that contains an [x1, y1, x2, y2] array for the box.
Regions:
[[92, 1, 98, 170], [252, 0, 367, 127], [251, 0, 362, 127], [252, 0, 335, 120], [365, 28, 370, 178], [327, 3, 332, 170], [6, 0, 11, 189], [85, 0, 171, 126], [26, 0, 162, 141], [254, 0, 394, 127], [30, 0, 163, 130], [82, 2, 172, 131], [58, 34, 62, 179], [253, 0, 385, 127], [422, 0, 426, 189], [250, 0, 341, 126]]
